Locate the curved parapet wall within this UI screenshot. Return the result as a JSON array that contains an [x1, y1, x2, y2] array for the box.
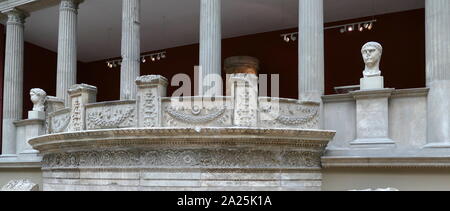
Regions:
[[29, 128, 335, 191]]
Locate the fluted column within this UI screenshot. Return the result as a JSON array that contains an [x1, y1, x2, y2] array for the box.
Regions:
[[298, 0, 324, 102], [120, 0, 141, 100], [199, 0, 222, 96], [57, 0, 82, 106], [1, 9, 28, 157], [425, 0, 450, 147]]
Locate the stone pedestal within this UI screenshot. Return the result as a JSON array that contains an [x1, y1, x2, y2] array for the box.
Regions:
[[229, 74, 258, 127], [360, 76, 384, 90], [135, 75, 168, 127], [14, 119, 45, 155], [350, 89, 395, 148], [67, 84, 97, 132], [28, 111, 45, 120]]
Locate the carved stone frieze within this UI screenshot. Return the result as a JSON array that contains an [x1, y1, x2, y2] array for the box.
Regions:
[[259, 100, 320, 129], [163, 104, 231, 127], [86, 104, 135, 130], [41, 148, 322, 169], [141, 91, 158, 127], [68, 99, 82, 131], [49, 112, 70, 134]]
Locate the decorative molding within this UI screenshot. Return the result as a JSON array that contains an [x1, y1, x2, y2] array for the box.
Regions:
[[49, 111, 70, 133], [29, 128, 335, 152], [41, 148, 323, 169], [135, 75, 168, 87], [142, 91, 158, 127], [260, 103, 319, 128], [5, 8, 28, 24], [391, 88, 429, 98], [165, 105, 228, 125], [322, 94, 355, 103], [350, 88, 395, 100], [59, 0, 82, 12], [68, 99, 82, 131], [86, 105, 135, 130], [322, 156, 450, 168]]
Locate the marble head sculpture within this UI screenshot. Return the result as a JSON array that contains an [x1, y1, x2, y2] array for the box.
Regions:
[[361, 41, 383, 78], [30, 88, 47, 112]]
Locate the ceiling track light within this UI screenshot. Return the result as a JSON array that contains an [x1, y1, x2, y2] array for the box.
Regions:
[[281, 19, 377, 42], [106, 51, 167, 69]]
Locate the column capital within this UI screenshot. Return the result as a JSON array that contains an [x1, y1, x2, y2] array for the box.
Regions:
[[4, 8, 29, 25], [60, 0, 84, 12]]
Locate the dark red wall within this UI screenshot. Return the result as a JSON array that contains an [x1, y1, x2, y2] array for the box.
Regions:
[[324, 9, 425, 94], [81, 9, 425, 101], [0, 8, 428, 119], [0, 9, 427, 149]]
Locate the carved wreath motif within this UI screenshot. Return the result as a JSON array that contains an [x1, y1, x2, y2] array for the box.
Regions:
[[165, 106, 227, 125], [87, 106, 135, 129], [260, 104, 319, 127]]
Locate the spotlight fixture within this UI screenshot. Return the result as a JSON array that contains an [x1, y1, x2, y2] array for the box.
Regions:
[[281, 19, 377, 42], [106, 51, 167, 69], [281, 33, 297, 43], [347, 25, 354, 32], [337, 20, 377, 34]]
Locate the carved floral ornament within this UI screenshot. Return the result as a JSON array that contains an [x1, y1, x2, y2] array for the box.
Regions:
[[165, 105, 228, 125], [87, 106, 135, 129], [135, 75, 168, 87], [41, 149, 322, 169]]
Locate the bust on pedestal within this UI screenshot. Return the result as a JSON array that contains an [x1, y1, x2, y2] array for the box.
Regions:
[[28, 88, 46, 120], [351, 42, 395, 148], [15, 89, 47, 155], [360, 42, 384, 90]]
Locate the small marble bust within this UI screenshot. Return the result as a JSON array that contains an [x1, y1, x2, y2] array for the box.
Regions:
[[361, 42, 383, 78], [30, 88, 47, 112]]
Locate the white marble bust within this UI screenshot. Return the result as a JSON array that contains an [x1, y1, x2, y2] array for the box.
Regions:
[[30, 88, 47, 112], [361, 42, 383, 78]]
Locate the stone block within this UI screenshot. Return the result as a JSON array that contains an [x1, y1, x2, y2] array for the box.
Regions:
[[360, 76, 384, 90]]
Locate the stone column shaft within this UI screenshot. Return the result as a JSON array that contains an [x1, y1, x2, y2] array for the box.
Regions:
[[1, 9, 27, 156], [57, 0, 81, 106], [298, 0, 324, 102], [120, 0, 141, 100], [425, 0, 450, 146], [199, 0, 222, 96]]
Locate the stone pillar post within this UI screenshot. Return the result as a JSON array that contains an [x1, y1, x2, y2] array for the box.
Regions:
[[199, 0, 222, 96], [298, 0, 324, 102], [1, 9, 28, 157], [425, 0, 450, 147], [67, 84, 97, 132], [120, 0, 141, 100], [135, 75, 168, 128], [56, 0, 82, 106], [231, 74, 258, 127], [350, 89, 395, 148]]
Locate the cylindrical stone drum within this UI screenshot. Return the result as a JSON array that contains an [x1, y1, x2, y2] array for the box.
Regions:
[[224, 56, 260, 75]]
